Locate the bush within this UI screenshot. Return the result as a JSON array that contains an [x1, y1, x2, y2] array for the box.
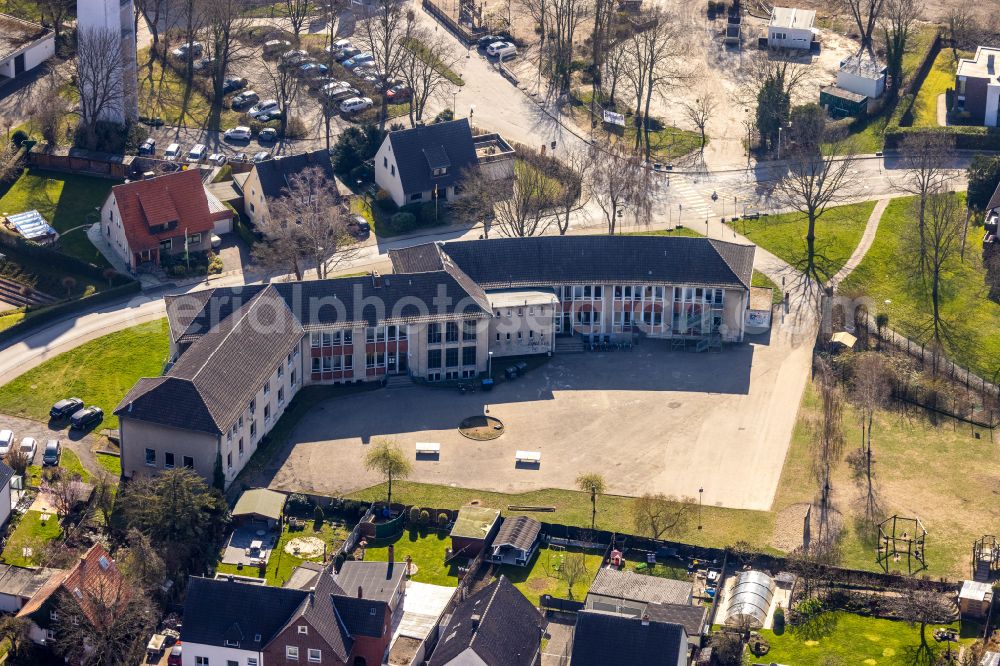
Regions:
[[389, 212, 417, 233], [313, 505, 325, 523], [773, 605, 785, 632], [375, 189, 396, 213], [409, 506, 421, 524], [10, 130, 29, 148], [207, 253, 224, 274], [434, 109, 454, 124], [283, 117, 308, 139], [170, 264, 187, 277], [349, 164, 374, 184], [788, 597, 824, 627], [287, 493, 314, 514], [419, 509, 430, 525], [418, 201, 439, 225], [437, 512, 449, 527]]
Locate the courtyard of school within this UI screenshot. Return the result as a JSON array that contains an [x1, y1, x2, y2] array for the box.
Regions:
[[266, 326, 814, 512]]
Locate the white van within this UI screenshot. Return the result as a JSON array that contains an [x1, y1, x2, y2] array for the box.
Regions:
[[164, 143, 181, 161], [486, 41, 517, 60], [187, 144, 207, 162]]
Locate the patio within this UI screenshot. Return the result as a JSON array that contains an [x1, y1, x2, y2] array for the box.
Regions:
[[221, 525, 279, 567]]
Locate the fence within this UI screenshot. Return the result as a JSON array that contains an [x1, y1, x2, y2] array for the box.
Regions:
[[421, 0, 477, 44]]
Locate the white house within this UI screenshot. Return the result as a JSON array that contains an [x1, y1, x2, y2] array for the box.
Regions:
[[240, 149, 340, 229], [768, 7, 816, 50], [837, 53, 887, 99], [0, 460, 13, 528], [0, 14, 54, 85]]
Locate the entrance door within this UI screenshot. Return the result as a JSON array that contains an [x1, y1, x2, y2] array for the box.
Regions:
[[562, 312, 572, 334], [14, 54, 25, 76], [398, 353, 408, 374]]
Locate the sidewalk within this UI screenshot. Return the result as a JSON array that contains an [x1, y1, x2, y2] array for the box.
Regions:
[[85, 224, 162, 290]]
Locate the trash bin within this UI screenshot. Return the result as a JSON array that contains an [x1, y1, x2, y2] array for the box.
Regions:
[[481, 378, 494, 391], [514, 361, 528, 375], [505, 366, 518, 380]]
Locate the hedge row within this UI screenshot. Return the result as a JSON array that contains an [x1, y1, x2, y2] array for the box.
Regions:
[[0, 229, 132, 286], [0, 280, 142, 346], [884, 125, 1000, 151]]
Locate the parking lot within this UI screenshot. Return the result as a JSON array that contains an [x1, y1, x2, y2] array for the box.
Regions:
[[266, 321, 812, 512]]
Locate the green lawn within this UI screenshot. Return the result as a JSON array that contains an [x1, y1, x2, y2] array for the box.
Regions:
[[727, 201, 876, 280], [95, 453, 121, 476], [137, 49, 241, 131], [363, 529, 458, 587], [0, 319, 170, 430], [0, 511, 62, 567], [626, 227, 704, 238], [839, 194, 999, 378], [760, 611, 965, 665], [912, 48, 972, 127], [497, 545, 605, 607], [403, 38, 464, 86], [0, 311, 25, 332], [26, 449, 91, 488], [0, 169, 116, 267]]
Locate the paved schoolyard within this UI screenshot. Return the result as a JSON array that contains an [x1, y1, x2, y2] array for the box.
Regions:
[[267, 321, 812, 511]]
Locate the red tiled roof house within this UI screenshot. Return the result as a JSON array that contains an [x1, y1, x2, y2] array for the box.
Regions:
[[99, 169, 233, 271]]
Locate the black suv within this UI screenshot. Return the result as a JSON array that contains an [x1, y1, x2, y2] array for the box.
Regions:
[[50, 398, 84, 419], [70, 406, 103, 430]]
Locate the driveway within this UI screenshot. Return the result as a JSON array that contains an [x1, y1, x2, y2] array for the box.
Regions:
[[0, 412, 104, 479], [267, 327, 811, 512]]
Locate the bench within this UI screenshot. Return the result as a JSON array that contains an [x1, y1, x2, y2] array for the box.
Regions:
[[415, 442, 440, 456], [515, 450, 541, 465]]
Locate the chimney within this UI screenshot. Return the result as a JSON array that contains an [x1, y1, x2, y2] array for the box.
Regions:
[[989, 54, 996, 73], [309, 586, 316, 605], [358, 585, 363, 599], [388, 544, 395, 562], [371, 270, 383, 288], [470, 614, 481, 631], [78, 556, 87, 582], [641, 614, 650, 627]]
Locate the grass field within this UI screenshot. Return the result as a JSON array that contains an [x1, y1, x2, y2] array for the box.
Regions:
[[0, 511, 62, 567], [760, 612, 965, 665], [364, 530, 458, 587], [727, 201, 875, 280], [26, 448, 92, 488], [0, 311, 25, 332], [0, 169, 116, 267], [912, 48, 973, 127], [0, 319, 170, 430], [137, 49, 241, 131], [626, 227, 704, 238], [839, 194, 1000, 378], [500, 546, 605, 607], [217, 520, 350, 586], [96, 453, 121, 476]]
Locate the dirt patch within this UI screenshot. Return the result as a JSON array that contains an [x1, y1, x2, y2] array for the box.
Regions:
[[771, 502, 843, 552], [459, 415, 505, 440], [284, 536, 325, 558], [526, 576, 553, 592]]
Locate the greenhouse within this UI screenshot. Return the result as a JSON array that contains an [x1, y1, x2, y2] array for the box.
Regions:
[[724, 570, 775, 629]]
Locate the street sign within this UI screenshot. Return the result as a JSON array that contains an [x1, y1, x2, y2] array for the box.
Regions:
[[602, 109, 625, 126]]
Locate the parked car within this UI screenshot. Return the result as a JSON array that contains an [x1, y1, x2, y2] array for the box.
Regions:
[[375, 78, 400, 92], [299, 62, 328, 77], [327, 86, 360, 101], [281, 49, 309, 66], [263, 39, 291, 56], [167, 643, 182, 666], [331, 38, 352, 51], [233, 152, 249, 163], [361, 70, 385, 84], [486, 41, 517, 59], [477, 34, 504, 47], [70, 406, 103, 431], [248, 100, 280, 119], [208, 153, 228, 166], [231, 90, 259, 109], [50, 397, 84, 419], [139, 137, 156, 155], [193, 56, 216, 72], [224, 126, 252, 141], [321, 80, 351, 94], [170, 41, 203, 60], [350, 215, 371, 238], [342, 53, 374, 69], [0, 430, 13, 457], [385, 84, 411, 101], [252, 151, 271, 163], [164, 143, 181, 161], [340, 96, 373, 113], [187, 143, 207, 162], [222, 77, 248, 94], [258, 127, 278, 142], [18, 437, 36, 463], [335, 47, 360, 62], [42, 439, 60, 467]]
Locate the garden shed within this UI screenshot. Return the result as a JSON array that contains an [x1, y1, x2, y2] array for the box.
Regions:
[[958, 579, 994, 619], [820, 85, 869, 118], [232, 488, 287, 529], [487, 516, 541, 566], [724, 570, 776, 629], [449, 505, 501, 558]]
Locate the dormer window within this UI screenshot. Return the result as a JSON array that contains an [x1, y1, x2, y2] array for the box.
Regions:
[[225, 639, 239, 647], [432, 167, 447, 176]]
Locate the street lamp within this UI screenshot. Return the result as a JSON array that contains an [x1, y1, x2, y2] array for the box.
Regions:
[[698, 487, 704, 530], [488, 350, 493, 377]]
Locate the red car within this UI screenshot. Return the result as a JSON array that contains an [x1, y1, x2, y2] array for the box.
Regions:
[[385, 84, 411, 101], [167, 643, 182, 666]]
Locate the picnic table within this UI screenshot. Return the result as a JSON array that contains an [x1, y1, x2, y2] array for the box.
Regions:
[[515, 450, 541, 464], [415, 442, 440, 456]]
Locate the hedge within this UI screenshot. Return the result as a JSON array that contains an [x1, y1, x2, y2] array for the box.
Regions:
[[0, 280, 142, 346], [234, 215, 259, 248], [884, 125, 1000, 151], [0, 229, 132, 286]]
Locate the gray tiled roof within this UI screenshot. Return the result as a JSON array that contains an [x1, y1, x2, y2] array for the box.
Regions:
[[493, 516, 541, 552], [386, 119, 478, 195], [570, 610, 686, 665], [253, 149, 337, 201], [0, 460, 14, 490], [429, 576, 542, 666], [988, 180, 1000, 213], [332, 560, 405, 604], [390, 236, 755, 290], [588, 568, 692, 606], [645, 602, 707, 639], [116, 286, 303, 434]]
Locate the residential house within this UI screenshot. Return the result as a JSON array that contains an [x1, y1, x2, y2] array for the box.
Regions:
[[428, 576, 543, 666], [99, 169, 232, 271], [373, 118, 514, 207], [487, 516, 541, 566], [767, 7, 816, 50], [585, 567, 693, 615], [955, 47, 1000, 127], [448, 505, 501, 559], [0, 564, 62, 613], [117, 236, 755, 487], [232, 487, 287, 530], [182, 560, 405, 666], [0, 460, 14, 528], [240, 149, 339, 228], [17, 544, 124, 646], [0, 14, 54, 86], [570, 609, 688, 666]]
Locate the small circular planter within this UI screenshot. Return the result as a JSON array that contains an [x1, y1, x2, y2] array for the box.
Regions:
[[459, 415, 505, 440]]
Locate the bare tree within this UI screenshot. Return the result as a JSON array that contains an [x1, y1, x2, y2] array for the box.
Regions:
[[896, 132, 956, 278], [260, 57, 301, 137], [590, 141, 642, 234], [602, 39, 628, 106], [682, 95, 717, 153], [283, 0, 313, 39], [254, 165, 356, 279], [589, 0, 616, 104], [74, 28, 126, 149], [549, 0, 592, 91], [178, 0, 204, 83], [92, 472, 117, 527], [848, 352, 891, 524], [457, 156, 559, 238], [519, 0, 549, 51], [134, 0, 169, 57], [4, 447, 29, 480], [553, 148, 592, 235], [205, 0, 253, 107], [946, 3, 976, 56], [880, 0, 921, 95], [774, 140, 856, 286], [575, 472, 606, 529], [813, 359, 845, 550], [399, 29, 458, 123], [47, 473, 89, 517], [356, 0, 412, 128], [840, 0, 885, 55], [630, 493, 693, 540], [556, 552, 589, 599], [915, 190, 964, 344], [30, 72, 69, 146], [37, 0, 74, 47], [893, 590, 955, 656]]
